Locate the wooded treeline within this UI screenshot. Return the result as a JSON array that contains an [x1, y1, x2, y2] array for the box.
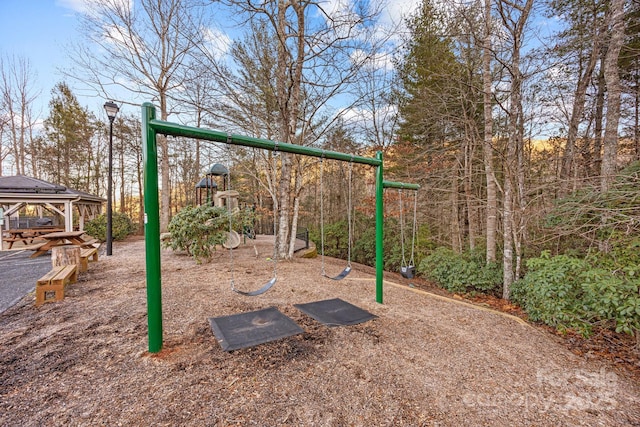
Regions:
[[1, 0, 639, 302]]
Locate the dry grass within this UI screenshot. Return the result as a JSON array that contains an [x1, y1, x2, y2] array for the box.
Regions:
[[1, 236, 639, 426]]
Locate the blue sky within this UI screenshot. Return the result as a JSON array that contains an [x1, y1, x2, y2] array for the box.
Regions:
[[0, 0, 420, 123], [0, 1, 105, 116]]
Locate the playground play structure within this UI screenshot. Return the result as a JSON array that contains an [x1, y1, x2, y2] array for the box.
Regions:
[[142, 103, 419, 353]]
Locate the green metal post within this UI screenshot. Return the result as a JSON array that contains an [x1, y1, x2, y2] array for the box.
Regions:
[[375, 151, 384, 303], [142, 103, 163, 353]]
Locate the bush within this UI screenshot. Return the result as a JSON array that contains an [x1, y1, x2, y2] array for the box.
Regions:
[[164, 205, 256, 262], [309, 213, 435, 273], [310, 214, 407, 271], [510, 252, 590, 334], [511, 251, 640, 337], [418, 247, 503, 295], [85, 212, 136, 242], [350, 217, 403, 271]]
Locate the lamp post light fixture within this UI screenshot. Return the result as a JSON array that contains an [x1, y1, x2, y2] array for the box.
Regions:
[[104, 101, 119, 256]]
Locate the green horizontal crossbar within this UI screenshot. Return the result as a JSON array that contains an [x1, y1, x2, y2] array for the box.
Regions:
[[383, 180, 420, 190], [148, 116, 381, 167]]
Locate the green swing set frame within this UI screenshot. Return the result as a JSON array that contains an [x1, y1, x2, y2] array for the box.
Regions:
[[141, 102, 419, 353]]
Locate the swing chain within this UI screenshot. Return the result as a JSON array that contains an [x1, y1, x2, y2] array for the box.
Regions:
[[410, 189, 417, 266], [271, 149, 278, 276], [226, 143, 235, 288], [319, 157, 326, 277], [228, 144, 279, 296], [347, 160, 353, 268], [399, 189, 407, 268]]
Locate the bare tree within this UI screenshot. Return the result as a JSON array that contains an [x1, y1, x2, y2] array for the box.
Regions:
[[496, 0, 533, 300], [556, 1, 606, 193], [600, 0, 625, 192], [67, 0, 210, 231], [0, 54, 40, 176], [482, 0, 498, 263], [0, 116, 6, 176], [200, 0, 389, 258]]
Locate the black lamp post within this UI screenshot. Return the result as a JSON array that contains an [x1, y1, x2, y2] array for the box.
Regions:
[[104, 101, 119, 256]]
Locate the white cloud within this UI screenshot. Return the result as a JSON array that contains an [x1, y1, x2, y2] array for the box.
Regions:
[[55, 0, 90, 13], [56, 0, 133, 15], [340, 103, 398, 127], [380, 0, 421, 28], [350, 49, 394, 71], [202, 27, 232, 60]]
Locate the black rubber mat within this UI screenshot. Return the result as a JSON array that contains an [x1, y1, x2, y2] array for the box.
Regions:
[[294, 298, 377, 326], [208, 307, 304, 351]]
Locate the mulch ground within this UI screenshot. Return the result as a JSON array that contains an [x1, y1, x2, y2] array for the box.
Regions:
[[1, 235, 639, 426]]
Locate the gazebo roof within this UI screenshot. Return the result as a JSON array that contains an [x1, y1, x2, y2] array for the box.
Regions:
[[0, 175, 104, 203], [207, 163, 229, 176], [195, 177, 218, 189]]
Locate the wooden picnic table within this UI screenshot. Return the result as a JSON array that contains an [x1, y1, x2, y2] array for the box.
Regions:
[[29, 231, 97, 258], [28, 226, 64, 236], [4, 229, 32, 248], [3, 227, 65, 249]]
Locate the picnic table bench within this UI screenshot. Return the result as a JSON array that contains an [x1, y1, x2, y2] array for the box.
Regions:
[[79, 246, 99, 272], [29, 231, 96, 258]]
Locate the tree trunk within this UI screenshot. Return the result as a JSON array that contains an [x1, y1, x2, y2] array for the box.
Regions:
[[288, 162, 303, 259], [502, 170, 515, 299], [497, 0, 532, 300], [601, 0, 625, 193], [464, 137, 476, 251], [559, 33, 601, 193], [483, 0, 497, 263], [451, 163, 462, 253], [119, 132, 126, 214], [592, 58, 606, 176], [277, 152, 292, 258], [159, 93, 171, 232]]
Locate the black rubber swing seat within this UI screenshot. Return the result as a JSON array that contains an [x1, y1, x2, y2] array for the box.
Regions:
[[324, 266, 352, 281], [232, 277, 276, 296], [400, 265, 416, 279]]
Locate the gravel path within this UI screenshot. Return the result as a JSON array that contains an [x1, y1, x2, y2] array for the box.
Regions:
[[0, 250, 51, 313]]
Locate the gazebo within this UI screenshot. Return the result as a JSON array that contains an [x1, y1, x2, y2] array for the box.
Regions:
[[0, 175, 105, 233]]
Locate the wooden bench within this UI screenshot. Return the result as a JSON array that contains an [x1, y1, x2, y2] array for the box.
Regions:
[[35, 265, 78, 306], [79, 247, 99, 272], [80, 238, 99, 248], [24, 241, 48, 251], [3, 237, 21, 249]]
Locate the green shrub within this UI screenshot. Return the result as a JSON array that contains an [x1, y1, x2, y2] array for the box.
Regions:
[[511, 251, 640, 337], [308, 212, 435, 274], [418, 247, 503, 295], [310, 214, 410, 271], [350, 217, 403, 271], [581, 267, 640, 336], [510, 252, 590, 334], [164, 205, 256, 262], [85, 212, 136, 242]]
